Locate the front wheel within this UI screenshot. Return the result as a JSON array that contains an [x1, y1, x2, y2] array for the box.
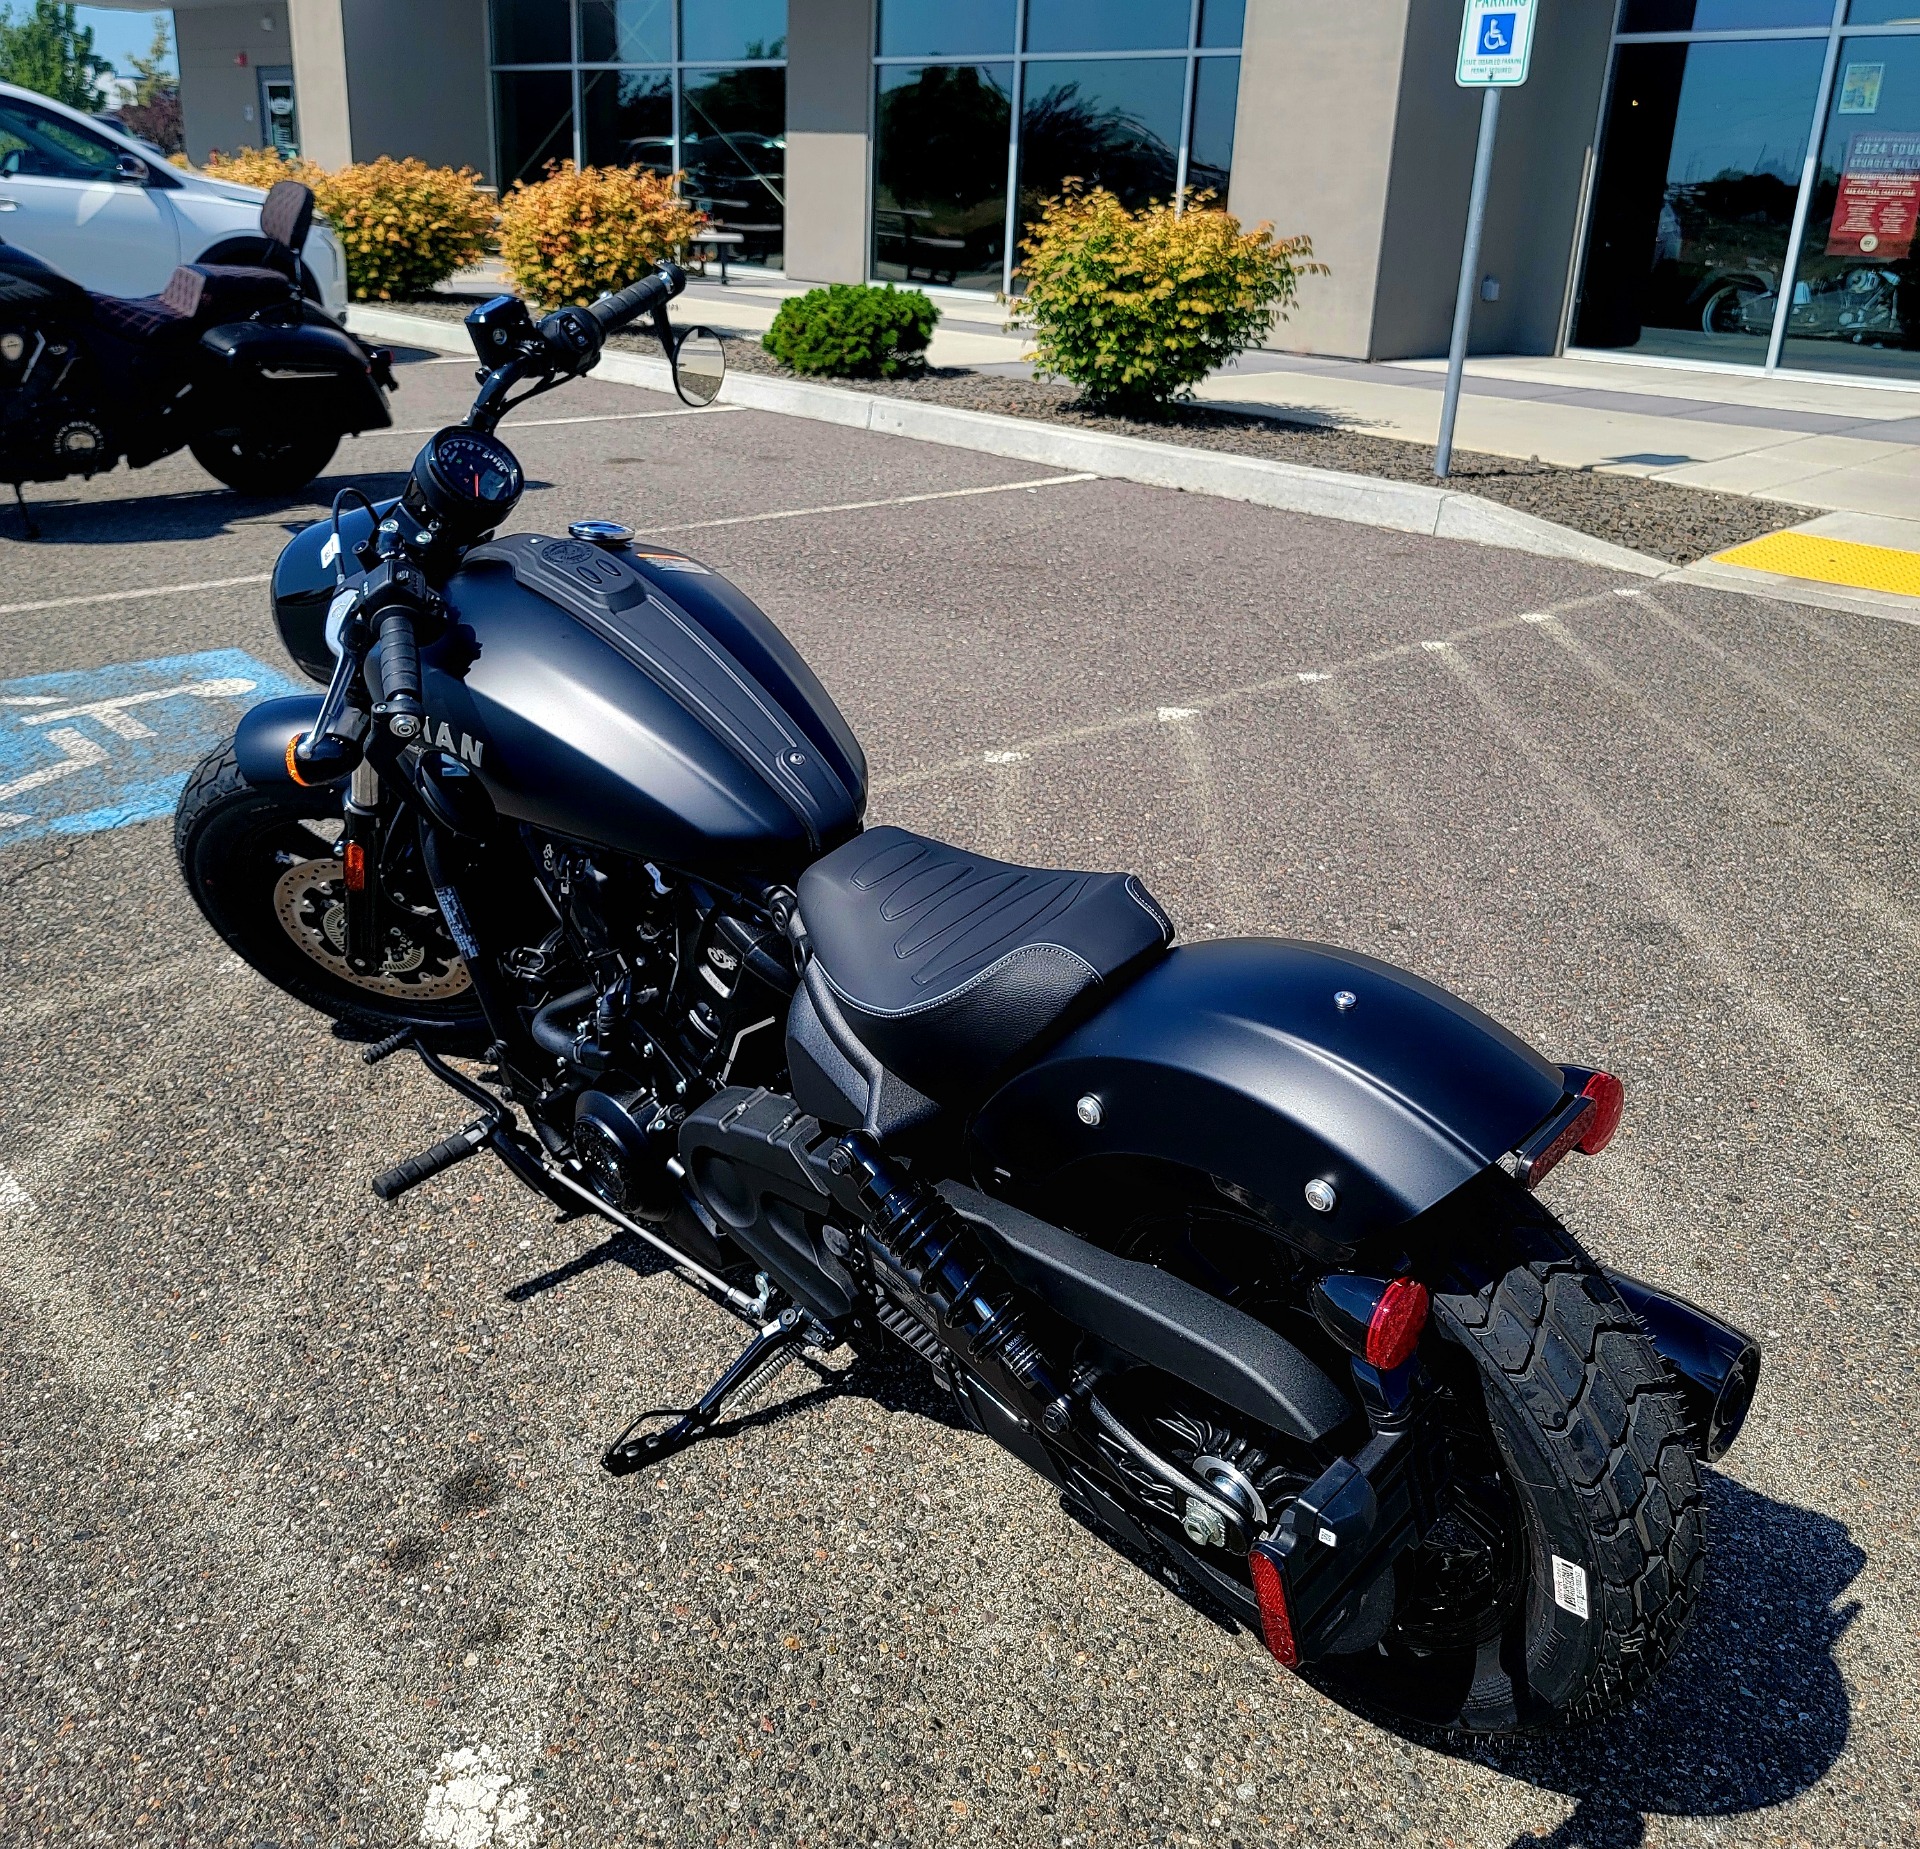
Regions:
[[189, 424, 340, 495], [1315, 1252, 1705, 1732], [174, 741, 488, 1049]]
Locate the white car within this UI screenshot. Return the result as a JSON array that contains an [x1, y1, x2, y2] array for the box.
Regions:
[[0, 81, 348, 316]]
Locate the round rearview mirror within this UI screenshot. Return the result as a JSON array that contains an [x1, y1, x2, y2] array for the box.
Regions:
[[672, 326, 727, 407]]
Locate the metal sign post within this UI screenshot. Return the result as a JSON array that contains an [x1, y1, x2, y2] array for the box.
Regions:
[[1436, 0, 1537, 479]]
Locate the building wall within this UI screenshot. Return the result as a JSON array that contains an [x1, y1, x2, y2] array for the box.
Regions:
[[284, 0, 350, 167], [785, 0, 871, 284], [340, 0, 492, 178], [176, 2, 292, 166]]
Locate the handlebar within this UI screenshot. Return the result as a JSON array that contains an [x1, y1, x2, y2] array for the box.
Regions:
[[588, 260, 687, 339], [374, 607, 423, 737]]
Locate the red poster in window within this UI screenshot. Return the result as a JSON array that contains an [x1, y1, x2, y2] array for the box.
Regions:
[[1826, 132, 1920, 261]]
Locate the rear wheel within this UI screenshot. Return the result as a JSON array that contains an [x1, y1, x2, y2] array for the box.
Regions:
[[189, 424, 339, 495], [174, 741, 487, 1049]]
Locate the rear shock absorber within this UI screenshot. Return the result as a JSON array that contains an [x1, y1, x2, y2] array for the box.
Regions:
[[830, 1132, 1059, 1404]]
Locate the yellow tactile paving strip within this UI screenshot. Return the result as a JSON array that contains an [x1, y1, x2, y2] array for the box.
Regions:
[[1713, 531, 1920, 597]]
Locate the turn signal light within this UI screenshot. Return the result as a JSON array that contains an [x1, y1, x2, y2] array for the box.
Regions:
[[1248, 1543, 1299, 1667], [1365, 1277, 1429, 1371], [1577, 1069, 1624, 1154]]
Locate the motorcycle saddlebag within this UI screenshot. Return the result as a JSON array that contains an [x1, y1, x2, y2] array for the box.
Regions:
[[197, 320, 392, 434]]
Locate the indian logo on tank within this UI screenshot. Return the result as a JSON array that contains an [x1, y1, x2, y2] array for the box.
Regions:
[[426, 718, 485, 767]]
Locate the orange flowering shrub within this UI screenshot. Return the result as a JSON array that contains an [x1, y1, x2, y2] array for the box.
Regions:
[[202, 151, 494, 300], [497, 161, 703, 308]]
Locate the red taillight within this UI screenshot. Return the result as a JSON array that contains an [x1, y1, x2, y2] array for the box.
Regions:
[[1248, 1545, 1299, 1667], [1364, 1277, 1429, 1370], [343, 841, 367, 892], [1578, 1070, 1624, 1154]]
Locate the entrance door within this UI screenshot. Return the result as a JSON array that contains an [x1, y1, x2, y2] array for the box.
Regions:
[[1779, 37, 1920, 380], [1574, 37, 1828, 365], [259, 67, 300, 159]]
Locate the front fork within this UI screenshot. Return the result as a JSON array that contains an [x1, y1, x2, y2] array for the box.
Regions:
[[340, 758, 384, 977]]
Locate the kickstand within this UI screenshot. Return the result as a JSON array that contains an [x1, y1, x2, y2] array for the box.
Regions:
[[603, 1306, 832, 1474], [11, 483, 38, 540]]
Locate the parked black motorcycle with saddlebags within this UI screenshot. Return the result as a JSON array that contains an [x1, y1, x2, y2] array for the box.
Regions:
[[0, 179, 391, 528], [174, 260, 1760, 1735]]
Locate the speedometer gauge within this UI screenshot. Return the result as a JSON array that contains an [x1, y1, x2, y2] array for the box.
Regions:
[[405, 424, 526, 542]]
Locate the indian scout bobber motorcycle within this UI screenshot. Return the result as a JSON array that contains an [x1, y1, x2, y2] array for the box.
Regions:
[[174, 261, 1761, 1735], [1, 180, 392, 525]]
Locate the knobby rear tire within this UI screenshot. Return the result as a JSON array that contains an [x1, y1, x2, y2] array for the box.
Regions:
[[1316, 1244, 1705, 1733]]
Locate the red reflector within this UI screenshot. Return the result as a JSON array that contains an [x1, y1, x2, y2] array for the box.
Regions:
[[1364, 1277, 1428, 1370], [1578, 1070, 1624, 1154], [343, 841, 367, 892], [1248, 1545, 1299, 1668]]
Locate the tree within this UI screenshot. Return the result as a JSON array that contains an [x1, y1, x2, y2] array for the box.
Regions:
[[118, 13, 182, 154], [0, 1, 113, 112]]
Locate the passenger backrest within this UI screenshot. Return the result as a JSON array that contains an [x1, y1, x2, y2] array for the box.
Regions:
[[260, 180, 314, 268]]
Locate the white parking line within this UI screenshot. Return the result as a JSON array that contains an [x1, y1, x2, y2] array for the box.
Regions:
[[0, 573, 273, 619], [379, 407, 743, 437], [652, 471, 1099, 535]]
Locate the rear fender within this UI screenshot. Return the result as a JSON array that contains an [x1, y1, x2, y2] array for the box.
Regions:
[[968, 939, 1567, 1260], [233, 694, 325, 786]]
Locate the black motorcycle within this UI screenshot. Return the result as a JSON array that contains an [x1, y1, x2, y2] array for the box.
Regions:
[[174, 261, 1759, 1736], [0, 179, 391, 525]]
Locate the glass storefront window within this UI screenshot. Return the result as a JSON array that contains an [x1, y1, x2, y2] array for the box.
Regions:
[[873, 63, 1013, 290], [494, 68, 574, 188], [1779, 35, 1920, 375], [490, 0, 570, 64], [1619, 1, 1835, 28], [582, 67, 672, 172], [878, 0, 1016, 57], [1025, 0, 1193, 54], [1188, 55, 1241, 200], [680, 66, 786, 266], [1575, 38, 1825, 362], [1199, 0, 1246, 52], [579, 1, 671, 63], [681, 0, 786, 62], [1846, 1, 1920, 22]]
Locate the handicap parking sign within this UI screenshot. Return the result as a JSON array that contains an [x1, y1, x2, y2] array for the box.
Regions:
[[1458, 0, 1535, 86], [0, 649, 305, 844]]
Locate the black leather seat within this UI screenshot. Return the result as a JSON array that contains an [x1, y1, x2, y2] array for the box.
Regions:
[[796, 826, 1174, 1102], [89, 178, 309, 343]]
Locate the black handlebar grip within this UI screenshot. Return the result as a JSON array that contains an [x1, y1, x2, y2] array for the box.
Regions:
[[376, 608, 421, 718], [370, 1124, 487, 1202], [588, 261, 686, 337]]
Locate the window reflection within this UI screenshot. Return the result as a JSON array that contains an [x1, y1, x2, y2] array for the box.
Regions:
[[582, 68, 673, 172], [580, 0, 671, 63], [1188, 56, 1240, 199], [1619, 1, 1833, 27], [490, 0, 570, 64], [878, 0, 1016, 57], [1017, 55, 1186, 239], [494, 69, 574, 188], [1199, 0, 1245, 50], [1026, 0, 1193, 54], [681, 66, 786, 266], [681, 0, 786, 62], [873, 63, 1012, 289]]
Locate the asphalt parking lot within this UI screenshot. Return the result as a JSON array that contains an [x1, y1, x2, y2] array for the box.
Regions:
[[2, 346, 1916, 1848]]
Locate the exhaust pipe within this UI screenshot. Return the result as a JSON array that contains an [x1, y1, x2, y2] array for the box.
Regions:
[[1605, 1271, 1761, 1464]]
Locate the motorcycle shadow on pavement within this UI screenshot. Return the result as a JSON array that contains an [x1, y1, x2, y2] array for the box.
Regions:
[[1453, 1473, 1863, 1847]]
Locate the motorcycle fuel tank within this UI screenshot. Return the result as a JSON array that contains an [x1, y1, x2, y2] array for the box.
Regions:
[[273, 518, 866, 873]]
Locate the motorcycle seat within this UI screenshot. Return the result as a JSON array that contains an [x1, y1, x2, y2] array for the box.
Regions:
[[796, 825, 1174, 1102], [89, 261, 294, 343]]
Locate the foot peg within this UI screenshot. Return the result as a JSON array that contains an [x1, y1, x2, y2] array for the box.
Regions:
[[362, 1028, 414, 1067], [370, 1116, 491, 1201], [603, 1306, 831, 1473]]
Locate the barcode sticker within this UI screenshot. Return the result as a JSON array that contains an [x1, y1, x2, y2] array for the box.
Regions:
[[1552, 1554, 1589, 1620]]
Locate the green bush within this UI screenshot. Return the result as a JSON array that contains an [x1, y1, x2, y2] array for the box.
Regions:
[[1012, 185, 1324, 408], [762, 284, 938, 378]]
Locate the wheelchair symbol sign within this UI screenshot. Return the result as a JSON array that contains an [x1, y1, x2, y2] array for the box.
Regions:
[[1458, 0, 1534, 86]]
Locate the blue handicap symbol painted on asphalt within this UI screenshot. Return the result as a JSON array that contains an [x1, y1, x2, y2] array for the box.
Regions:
[[1477, 12, 1516, 55], [0, 648, 306, 845]]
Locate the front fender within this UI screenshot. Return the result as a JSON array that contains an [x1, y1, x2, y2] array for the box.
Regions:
[[233, 694, 325, 786], [968, 939, 1565, 1257]]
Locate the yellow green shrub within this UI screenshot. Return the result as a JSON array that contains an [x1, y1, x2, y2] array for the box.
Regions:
[[201, 151, 494, 300], [497, 161, 703, 308], [1012, 186, 1324, 407]]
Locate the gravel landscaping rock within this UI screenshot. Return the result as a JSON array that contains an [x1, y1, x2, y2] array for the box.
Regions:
[[391, 294, 1816, 566]]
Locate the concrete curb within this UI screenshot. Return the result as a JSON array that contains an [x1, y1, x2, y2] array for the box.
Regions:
[[353, 304, 1668, 577]]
